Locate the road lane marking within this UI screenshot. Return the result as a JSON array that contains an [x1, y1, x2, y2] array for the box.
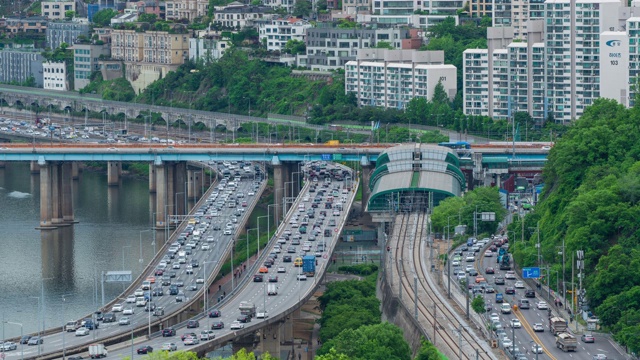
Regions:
[[513, 308, 557, 360]]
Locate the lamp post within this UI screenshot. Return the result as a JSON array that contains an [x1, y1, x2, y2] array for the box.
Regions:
[[257, 216, 269, 260], [202, 260, 218, 321], [29, 296, 41, 355], [4, 322, 23, 360], [246, 228, 257, 263], [61, 293, 74, 360]]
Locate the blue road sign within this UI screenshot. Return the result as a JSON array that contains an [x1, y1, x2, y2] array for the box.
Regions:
[[321, 154, 331, 161], [522, 267, 541, 279]]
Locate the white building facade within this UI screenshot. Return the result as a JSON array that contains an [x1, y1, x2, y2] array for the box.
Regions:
[[259, 19, 311, 52], [43, 61, 68, 91]]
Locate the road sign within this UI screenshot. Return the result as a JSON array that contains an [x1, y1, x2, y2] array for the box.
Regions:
[[522, 267, 541, 279], [321, 154, 331, 160]]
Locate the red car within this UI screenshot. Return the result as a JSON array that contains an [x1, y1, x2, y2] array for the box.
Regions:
[[181, 332, 197, 341], [485, 267, 495, 274], [137, 346, 153, 354]]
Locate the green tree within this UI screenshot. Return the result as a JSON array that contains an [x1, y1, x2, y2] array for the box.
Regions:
[[92, 8, 118, 26], [292, 0, 312, 17], [138, 13, 158, 23], [414, 338, 443, 360], [65, 10, 75, 19], [471, 295, 486, 314], [315, 348, 353, 360], [318, 323, 411, 360], [284, 39, 306, 55], [373, 41, 394, 49]]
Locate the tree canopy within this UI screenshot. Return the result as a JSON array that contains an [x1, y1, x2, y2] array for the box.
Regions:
[[431, 187, 506, 237], [92, 8, 118, 27], [319, 323, 411, 360]]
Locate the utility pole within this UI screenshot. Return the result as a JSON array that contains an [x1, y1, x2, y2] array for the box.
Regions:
[[561, 237, 566, 309], [433, 304, 437, 345], [414, 277, 418, 320]]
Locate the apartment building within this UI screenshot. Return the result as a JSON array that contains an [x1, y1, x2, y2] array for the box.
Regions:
[[42, 61, 68, 91], [0, 50, 44, 87], [355, 13, 455, 29], [73, 43, 110, 90], [41, 0, 76, 20], [345, 49, 456, 108], [213, 3, 274, 29], [299, 26, 420, 71], [165, 0, 209, 21], [262, 0, 295, 14], [259, 18, 312, 51], [189, 35, 230, 64], [5, 17, 48, 35], [469, 0, 491, 18], [46, 20, 90, 50]]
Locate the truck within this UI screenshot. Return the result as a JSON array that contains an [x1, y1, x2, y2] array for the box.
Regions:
[[550, 316, 568, 335], [325, 140, 340, 145], [239, 301, 256, 318], [556, 332, 578, 352], [267, 284, 278, 296], [89, 344, 108, 358], [303, 255, 316, 277], [495, 293, 504, 303], [65, 320, 82, 332], [499, 254, 511, 270]]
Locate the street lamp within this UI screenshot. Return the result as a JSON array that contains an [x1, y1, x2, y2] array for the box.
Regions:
[[4, 322, 23, 360], [246, 228, 257, 263], [29, 296, 41, 355], [61, 293, 74, 360], [202, 260, 218, 320], [257, 216, 269, 260]]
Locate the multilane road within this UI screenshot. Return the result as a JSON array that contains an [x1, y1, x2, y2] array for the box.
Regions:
[[2, 166, 265, 359], [104, 166, 357, 359]]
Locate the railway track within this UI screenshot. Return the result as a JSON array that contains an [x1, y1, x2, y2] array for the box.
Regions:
[[390, 212, 494, 360]]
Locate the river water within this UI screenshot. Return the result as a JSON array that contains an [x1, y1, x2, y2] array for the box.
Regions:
[[0, 162, 154, 339]]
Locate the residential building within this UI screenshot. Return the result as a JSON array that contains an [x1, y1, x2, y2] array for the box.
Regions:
[[370, 0, 462, 16], [73, 43, 110, 90], [345, 49, 456, 108], [493, 0, 512, 26], [469, 0, 492, 18], [41, 0, 76, 20], [463, 49, 489, 117], [627, 18, 640, 106], [46, 19, 90, 50], [42, 61, 68, 90], [213, 3, 274, 29], [0, 49, 44, 87], [355, 13, 456, 29], [5, 17, 48, 35], [298, 25, 422, 71], [259, 18, 311, 52], [111, 28, 189, 64], [165, 0, 209, 21], [93, 27, 112, 44], [189, 33, 230, 64], [110, 12, 138, 25], [342, 0, 370, 13]]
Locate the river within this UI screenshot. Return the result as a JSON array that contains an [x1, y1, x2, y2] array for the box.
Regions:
[[0, 162, 154, 339]]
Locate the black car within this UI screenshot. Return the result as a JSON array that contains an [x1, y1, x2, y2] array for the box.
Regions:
[[191, 260, 199, 268], [237, 315, 251, 323], [152, 287, 164, 296], [525, 289, 536, 298], [94, 311, 104, 322], [211, 321, 224, 330], [186, 320, 200, 329], [103, 313, 117, 323], [253, 274, 264, 282], [505, 287, 516, 295], [213, 224, 221, 230], [283, 255, 292, 263], [468, 269, 478, 276], [168, 271, 177, 278], [162, 328, 176, 337], [137, 345, 153, 354], [19, 336, 31, 344], [68, 357, 83, 360]]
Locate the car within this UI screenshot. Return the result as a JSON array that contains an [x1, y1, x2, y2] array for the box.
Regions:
[[75, 327, 90, 336], [533, 323, 544, 332], [495, 277, 505, 285], [468, 269, 478, 277], [505, 287, 516, 295], [134, 288, 144, 296], [485, 267, 495, 274], [119, 317, 130, 325], [525, 289, 535, 298], [259, 266, 269, 273], [200, 330, 216, 341], [505, 271, 517, 279], [1, 342, 17, 351], [510, 319, 521, 328], [160, 343, 177, 351], [19, 336, 31, 345], [256, 311, 269, 319], [126, 294, 137, 303], [230, 321, 244, 330], [209, 309, 222, 318], [277, 266, 286, 273], [484, 250, 494, 257], [475, 276, 486, 283], [269, 275, 279, 282], [137, 345, 154, 354], [593, 354, 608, 360], [28, 337, 43, 346], [490, 313, 500, 322], [187, 320, 200, 329], [254, 274, 264, 282], [237, 315, 251, 323], [211, 321, 225, 330], [514, 281, 525, 288], [176, 291, 186, 302], [123, 307, 135, 315], [581, 334, 595, 343], [465, 255, 475, 262], [201, 244, 210, 250], [297, 274, 307, 281], [103, 313, 116, 323], [195, 277, 204, 284], [183, 336, 200, 345], [484, 286, 495, 293], [152, 287, 164, 296], [111, 303, 124, 312], [283, 255, 292, 263], [536, 301, 549, 310], [531, 344, 543, 354], [162, 328, 176, 337], [172, 263, 181, 269], [181, 332, 198, 341]]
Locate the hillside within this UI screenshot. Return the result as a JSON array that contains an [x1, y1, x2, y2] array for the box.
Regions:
[[508, 98, 640, 353]]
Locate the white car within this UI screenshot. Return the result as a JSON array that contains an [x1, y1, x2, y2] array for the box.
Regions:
[[536, 301, 549, 310], [173, 263, 181, 269], [112, 303, 124, 312], [230, 321, 244, 330], [126, 295, 137, 303], [256, 311, 269, 319], [490, 313, 500, 323], [196, 277, 205, 284], [452, 260, 461, 266], [532, 344, 543, 354], [297, 274, 307, 281], [510, 319, 521, 328], [514, 281, 525, 288], [119, 317, 130, 325], [224, 229, 232, 235], [484, 251, 493, 257], [533, 323, 544, 332], [277, 266, 286, 273], [134, 288, 144, 296], [123, 307, 135, 315], [465, 255, 475, 262], [505, 271, 517, 280], [501, 338, 513, 349], [75, 327, 90, 336], [201, 244, 210, 251]]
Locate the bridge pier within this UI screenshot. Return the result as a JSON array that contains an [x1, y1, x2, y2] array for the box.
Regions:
[[51, 163, 64, 225], [62, 162, 75, 223], [71, 162, 80, 180], [175, 162, 186, 216], [187, 169, 202, 201], [149, 163, 157, 193], [361, 164, 373, 209], [273, 163, 286, 223], [154, 161, 188, 228], [107, 161, 121, 186], [38, 162, 75, 229], [155, 163, 168, 228], [30, 161, 40, 174]]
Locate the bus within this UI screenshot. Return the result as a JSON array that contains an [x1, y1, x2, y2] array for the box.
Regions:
[[438, 141, 471, 150]]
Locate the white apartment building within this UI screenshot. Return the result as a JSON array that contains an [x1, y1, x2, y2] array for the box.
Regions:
[[189, 36, 230, 63], [262, 0, 295, 14], [41, 0, 76, 20], [213, 3, 274, 29], [165, 0, 209, 21], [259, 18, 311, 51], [73, 43, 110, 91], [463, 49, 489, 117], [43, 61, 68, 91], [355, 13, 456, 29], [627, 18, 640, 106], [345, 49, 456, 108]]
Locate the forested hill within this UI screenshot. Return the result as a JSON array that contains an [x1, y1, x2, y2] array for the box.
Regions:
[[511, 98, 640, 353]]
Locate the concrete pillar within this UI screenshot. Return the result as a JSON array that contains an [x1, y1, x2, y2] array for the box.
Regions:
[[107, 161, 121, 186], [361, 165, 373, 210], [273, 164, 285, 224], [378, 222, 386, 245], [167, 163, 175, 218], [51, 163, 63, 225], [71, 162, 80, 180], [0, 161, 5, 168], [39, 163, 55, 229], [155, 164, 167, 228], [174, 162, 187, 216], [258, 323, 282, 357], [187, 170, 195, 199], [30, 161, 40, 174], [149, 163, 157, 193], [62, 162, 74, 223]]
